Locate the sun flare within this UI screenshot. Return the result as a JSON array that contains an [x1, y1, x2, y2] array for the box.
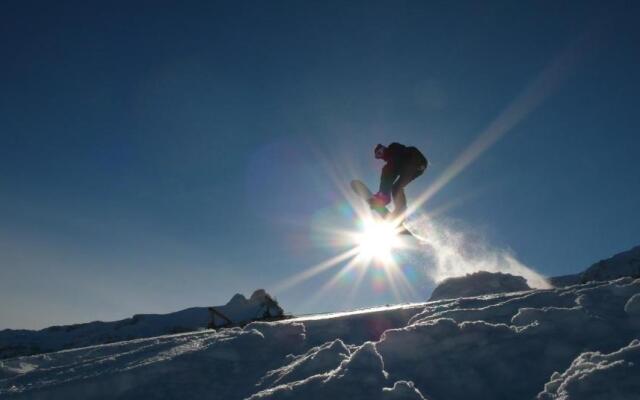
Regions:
[[355, 218, 402, 262]]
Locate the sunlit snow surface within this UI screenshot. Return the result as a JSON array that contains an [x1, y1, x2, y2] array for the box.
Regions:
[[2, 278, 640, 399]]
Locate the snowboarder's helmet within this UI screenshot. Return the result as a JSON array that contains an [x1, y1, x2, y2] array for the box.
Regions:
[[374, 144, 386, 159]]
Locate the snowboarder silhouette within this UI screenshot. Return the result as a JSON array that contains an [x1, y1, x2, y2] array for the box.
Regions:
[[369, 143, 428, 219]]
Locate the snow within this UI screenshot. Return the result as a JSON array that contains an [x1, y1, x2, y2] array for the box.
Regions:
[[257, 339, 351, 388], [625, 293, 640, 315], [538, 339, 640, 400], [0, 289, 283, 360], [582, 245, 640, 282], [428, 271, 531, 301], [0, 307, 211, 360], [1, 278, 639, 399], [404, 214, 551, 289], [550, 245, 640, 287], [548, 273, 582, 287], [246, 342, 427, 400]]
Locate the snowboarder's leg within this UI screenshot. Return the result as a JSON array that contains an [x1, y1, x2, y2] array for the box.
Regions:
[[390, 166, 424, 220], [391, 186, 407, 218], [378, 163, 398, 196]]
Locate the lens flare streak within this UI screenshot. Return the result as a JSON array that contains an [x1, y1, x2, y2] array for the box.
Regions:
[[272, 247, 360, 293]]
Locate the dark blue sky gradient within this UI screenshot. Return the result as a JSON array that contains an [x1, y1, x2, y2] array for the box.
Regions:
[[1, 1, 639, 329]]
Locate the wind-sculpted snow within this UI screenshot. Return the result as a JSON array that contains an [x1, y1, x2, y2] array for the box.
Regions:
[[538, 339, 640, 400], [409, 289, 576, 326], [377, 278, 640, 400], [248, 342, 426, 400], [1, 278, 639, 399], [256, 339, 351, 388]]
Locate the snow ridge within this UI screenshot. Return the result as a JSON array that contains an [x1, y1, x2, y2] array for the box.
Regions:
[[550, 245, 640, 287]]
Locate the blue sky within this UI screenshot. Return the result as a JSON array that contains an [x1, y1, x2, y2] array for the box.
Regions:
[[1, 1, 639, 329]]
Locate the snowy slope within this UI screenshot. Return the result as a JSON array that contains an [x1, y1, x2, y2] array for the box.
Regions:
[[2, 278, 639, 399], [0, 307, 211, 360], [0, 290, 283, 360]]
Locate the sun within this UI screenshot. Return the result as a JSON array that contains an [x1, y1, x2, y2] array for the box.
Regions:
[[355, 218, 403, 262]]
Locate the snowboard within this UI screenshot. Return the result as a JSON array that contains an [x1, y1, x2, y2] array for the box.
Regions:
[[350, 179, 414, 237]]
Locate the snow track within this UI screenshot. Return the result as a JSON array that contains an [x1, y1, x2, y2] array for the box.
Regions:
[[2, 278, 639, 399]]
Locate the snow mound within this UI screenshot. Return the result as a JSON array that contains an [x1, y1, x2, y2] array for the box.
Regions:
[[429, 271, 531, 301], [538, 339, 640, 400]]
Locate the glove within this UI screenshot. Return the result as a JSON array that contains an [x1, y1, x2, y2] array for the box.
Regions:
[[368, 192, 391, 208]]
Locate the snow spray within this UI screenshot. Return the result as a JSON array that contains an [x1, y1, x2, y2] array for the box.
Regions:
[[405, 214, 551, 289]]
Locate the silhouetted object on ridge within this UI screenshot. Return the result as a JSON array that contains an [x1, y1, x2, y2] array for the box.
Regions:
[[208, 289, 285, 329]]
